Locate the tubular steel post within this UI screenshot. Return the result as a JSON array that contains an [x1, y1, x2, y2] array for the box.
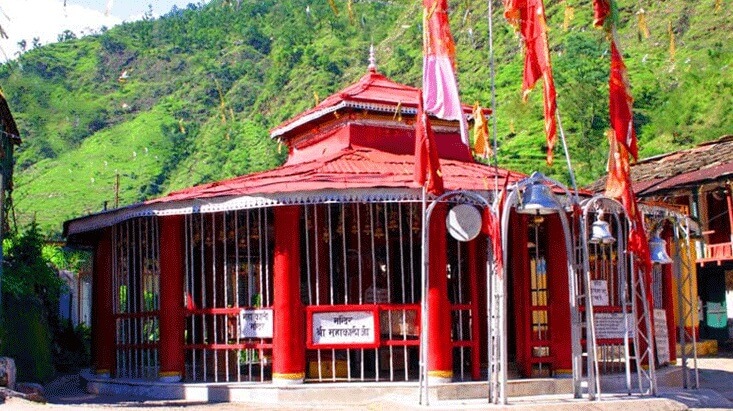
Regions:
[[499, 188, 518, 405], [419, 188, 429, 405], [673, 222, 688, 389], [684, 218, 700, 389], [673, 217, 700, 389], [486, 234, 497, 403], [419, 190, 494, 406], [577, 211, 600, 400], [557, 201, 585, 398]]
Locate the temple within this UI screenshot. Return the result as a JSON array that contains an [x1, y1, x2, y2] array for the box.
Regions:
[[64, 62, 696, 401]]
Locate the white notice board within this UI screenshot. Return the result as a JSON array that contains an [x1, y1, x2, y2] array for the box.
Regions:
[[310, 310, 377, 348], [594, 312, 635, 339], [654, 309, 670, 365], [590, 280, 610, 306], [239, 308, 274, 339]]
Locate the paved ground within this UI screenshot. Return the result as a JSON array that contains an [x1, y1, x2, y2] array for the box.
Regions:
[[1, 346, 733, 410]]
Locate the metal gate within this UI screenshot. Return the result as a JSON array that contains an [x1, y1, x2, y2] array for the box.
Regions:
[[183, 209, 275, 382], [301, 200, 482, 382], [112, 217, 161, 379], [302, 202, 423, 382]]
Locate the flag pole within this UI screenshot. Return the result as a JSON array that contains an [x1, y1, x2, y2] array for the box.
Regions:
[[418, 185, 429, 405], [487, 0, 499, 194], [555, 111, 579, 198]]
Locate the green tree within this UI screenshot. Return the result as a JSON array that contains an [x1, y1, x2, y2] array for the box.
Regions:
[[0, 222, 64, 382]]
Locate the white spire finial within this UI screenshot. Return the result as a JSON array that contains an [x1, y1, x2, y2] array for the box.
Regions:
[[368, 44, 377, 72]]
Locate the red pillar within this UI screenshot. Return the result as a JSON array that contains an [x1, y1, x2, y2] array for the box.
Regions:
[[546, 214, 573, 374], [428, 204, 452, 382], [158, 215, 185, 381], [272, 206, 306, 384], [467, 239, 481, 380], [92, 228, 115, 377], [510, 213, 531, 376]]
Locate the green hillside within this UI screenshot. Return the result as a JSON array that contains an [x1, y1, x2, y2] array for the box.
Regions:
[[0, 0, 731, 236]]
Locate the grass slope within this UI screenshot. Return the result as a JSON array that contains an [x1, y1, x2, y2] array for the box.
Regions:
[[0, 0, 730, 235]]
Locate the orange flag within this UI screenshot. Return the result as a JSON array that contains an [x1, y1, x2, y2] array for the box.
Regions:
[[609, 39, 638, 160], [504, 0, 557, 165], [414, 89, 444, 195], [472, 102, 491, 158]]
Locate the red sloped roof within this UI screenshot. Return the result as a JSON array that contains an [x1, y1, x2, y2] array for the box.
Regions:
[[147, 146, 524, 205], [271, 71, 417, 138], [271, 70, 479, 139]]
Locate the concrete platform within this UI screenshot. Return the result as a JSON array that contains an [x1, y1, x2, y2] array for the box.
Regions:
[[81, 366, 686, 406], [83, 371, 572, 404]]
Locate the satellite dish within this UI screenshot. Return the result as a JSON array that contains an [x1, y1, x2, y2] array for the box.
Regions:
[[446, 204, 482, 242]]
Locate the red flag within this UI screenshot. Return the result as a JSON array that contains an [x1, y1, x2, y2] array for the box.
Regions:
[[483, 174, 510, 276], [605, 134, 653, 291], [609, 39, 639, 161], [593, 0, 611, 28], [423, 0, 469, 146], [414, 89, 444, 195], [504, 0, 557, 165]]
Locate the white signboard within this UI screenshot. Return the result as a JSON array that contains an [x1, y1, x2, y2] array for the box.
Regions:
[[654, 309, 671, 365], [311, 310, 376, 346], [239, 308, 273, 339], [590, 280, 610, 306], [595, 312, 635, 339]]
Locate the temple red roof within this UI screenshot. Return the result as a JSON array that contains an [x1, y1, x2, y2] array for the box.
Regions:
[[64, 69, 508, 237], [271, 69, 479, 141], [148, 147, 524, 205]]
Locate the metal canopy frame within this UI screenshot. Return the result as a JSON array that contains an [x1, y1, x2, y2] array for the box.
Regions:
[[581, 195, 658, 396], [644, 208, 701, 390], [418, 190, 496, 406], [495, 172, 598, 403]]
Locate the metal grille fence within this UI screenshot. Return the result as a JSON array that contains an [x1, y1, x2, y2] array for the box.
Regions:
[[448, 235, 479, 381], [183, 209, 274, 382], [109, 200, 481, 383], [302, 202, 423, 382], [113, 217, 160, 379], [302, 201, 479, 382]]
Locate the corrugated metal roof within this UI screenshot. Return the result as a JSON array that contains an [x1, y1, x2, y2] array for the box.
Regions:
[[148, 146, 524, 205], [587, 135, 733, 195]]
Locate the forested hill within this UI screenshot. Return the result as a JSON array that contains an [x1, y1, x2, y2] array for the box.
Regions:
[[0, 0, 731, 236]]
